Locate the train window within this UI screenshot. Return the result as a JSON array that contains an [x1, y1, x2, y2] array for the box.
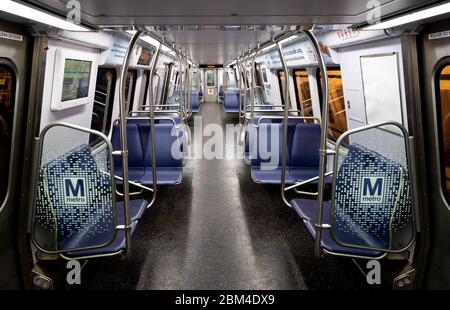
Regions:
[[277, 70, 286, 106], [437, 65, 450, 200], [318, 68, 348, 141], [262, 68, 268, 84], [294, 69, 313, 121], [0, 66, 15, 207], [207, 72, 215, 87], [125, 69, 137, 112], [142, 70, 151, 108], [90, 68, 116, 143]]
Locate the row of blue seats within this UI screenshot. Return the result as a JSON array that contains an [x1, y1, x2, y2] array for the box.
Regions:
[[111, 120, 184, 185], [248, 122, 325, 185]]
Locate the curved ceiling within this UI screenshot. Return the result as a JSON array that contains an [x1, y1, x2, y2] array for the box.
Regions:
[[20, 0, 445, 64]]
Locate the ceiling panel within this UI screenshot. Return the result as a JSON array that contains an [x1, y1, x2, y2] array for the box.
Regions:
[[20, 0, 444, 64]]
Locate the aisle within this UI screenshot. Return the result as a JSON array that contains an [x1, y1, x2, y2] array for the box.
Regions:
[[78, 102, 371, 290]]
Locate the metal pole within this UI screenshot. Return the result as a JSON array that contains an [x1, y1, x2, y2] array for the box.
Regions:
[[147, 42, 162, 208], [303, 30, 329, 258], [119, 30, 142, 256], [251, 45, 260, 121], [276, 40, 292, 209]]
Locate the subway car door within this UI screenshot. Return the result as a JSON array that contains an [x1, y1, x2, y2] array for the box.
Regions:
[[420, 20, 450, 288], [204, 69, 218, 102], [0, 21, 30, 288]]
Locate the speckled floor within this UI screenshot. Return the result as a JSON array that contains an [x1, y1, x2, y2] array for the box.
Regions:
[[77, 102, 372, 290]]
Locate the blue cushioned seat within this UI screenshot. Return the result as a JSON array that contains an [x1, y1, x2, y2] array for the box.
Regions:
[[250, 122, 326, 185], [219, 86, 225, 101], [111, 121, 184, 186], [35, 143, 148, 258], [140, 123, 183, 185], [191, 90, 201, 113], [224, 92, 240, 113], [111, 123, 145, 183], [291, 199, 383, 257], [290, 143, 413, 257]]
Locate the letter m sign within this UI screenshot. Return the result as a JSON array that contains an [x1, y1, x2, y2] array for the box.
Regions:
[[64, 178, 86, 204], [361, 177, 384, 204]]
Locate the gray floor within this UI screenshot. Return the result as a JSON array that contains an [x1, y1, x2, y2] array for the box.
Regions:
[[79, 102, 372, 290]]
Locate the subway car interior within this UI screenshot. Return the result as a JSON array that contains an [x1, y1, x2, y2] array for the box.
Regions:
[[1, 0, 450, 292]]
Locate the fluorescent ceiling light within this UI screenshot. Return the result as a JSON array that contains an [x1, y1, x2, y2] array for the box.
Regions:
[[261, 43, 276, 53], [365, 2, 450, 30], [127, 30, 177, 55], [279, 35, 299, 45], [1, 0, 90, 31]]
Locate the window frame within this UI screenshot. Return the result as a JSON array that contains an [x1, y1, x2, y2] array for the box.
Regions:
[[89, 67, 117, 140], [434, 59, 450, 203], [316, 66, 348, 142], [0, 60, 17, 210], [293, 68, 313, 119]]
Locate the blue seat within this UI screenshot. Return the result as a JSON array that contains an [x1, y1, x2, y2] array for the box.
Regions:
[[34, 144, 148, 257], [112, 124, 146, 182], [219, 86, 225, 101], [141, 123, 183, 185], [191, 90, 201, 113], [112, 122, 184, 186], [245, 117, 304, 163], [224, 92, 240, 113], [291, 199, 383, 257], [291, 143, 413, 257], [250, 122, 327, 185]]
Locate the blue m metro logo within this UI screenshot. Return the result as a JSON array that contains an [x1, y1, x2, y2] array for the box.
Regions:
[[64, 178, 87, 204], [361, 177, 384, 203]]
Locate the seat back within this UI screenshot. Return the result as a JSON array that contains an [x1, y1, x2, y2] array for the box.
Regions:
[[219, 86, 225, 99], [224, 92, 240, 110], [191, 91, 200, 110], [111, 123, 145, 169], [34, 142, 115, 252], [289, 124, 321, 168], [250, 123, 296, 169], [143, 123, 183, 168], [332, 144, 413, 250]]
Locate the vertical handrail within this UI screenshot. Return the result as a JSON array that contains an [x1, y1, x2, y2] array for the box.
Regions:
[[172, 45, 183, 119], [119, 30, 142, 256], [277, 30, 329, 258], [251, 45, 260, 121], [237, 57, 244, 125], [303, 30, 329, 258], [276, 40, 292, 209], [147, 41, 162, 208]]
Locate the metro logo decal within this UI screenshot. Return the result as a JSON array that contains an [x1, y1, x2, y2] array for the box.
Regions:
[[361, 177, 384, 203], [64, 178, 87, 204]]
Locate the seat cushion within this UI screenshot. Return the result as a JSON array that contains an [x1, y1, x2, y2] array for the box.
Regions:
[[251, 167, 297, 185], [116, 199, 148, 222], [64, 198, 148, 258], [140, 167, 183, 185], [291, 199, 383, 257]]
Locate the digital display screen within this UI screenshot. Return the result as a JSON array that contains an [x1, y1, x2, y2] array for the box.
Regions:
[[61, 59, 92, 102]]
